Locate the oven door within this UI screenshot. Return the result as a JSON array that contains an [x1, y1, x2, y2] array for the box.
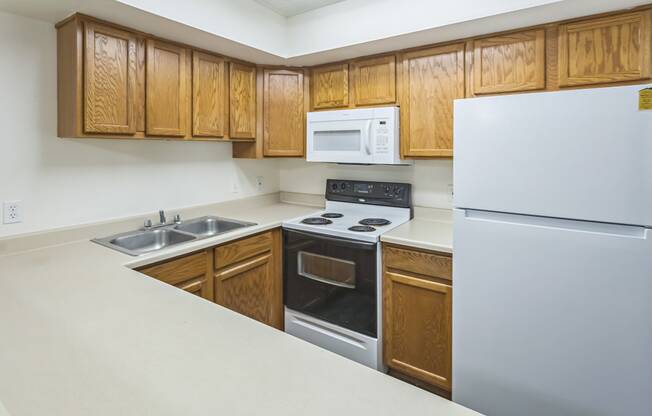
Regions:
[[307, 118, 374, 164], [283, 229, 378, 337]]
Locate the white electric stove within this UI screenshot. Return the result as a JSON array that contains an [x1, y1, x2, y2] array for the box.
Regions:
[[282, 179, 412, 370]]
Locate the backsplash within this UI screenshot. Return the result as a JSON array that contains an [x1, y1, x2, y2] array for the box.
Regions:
[[278, 159, 453, 209]]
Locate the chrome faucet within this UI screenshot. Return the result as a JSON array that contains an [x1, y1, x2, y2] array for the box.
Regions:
[[141, 210, 181, 230]]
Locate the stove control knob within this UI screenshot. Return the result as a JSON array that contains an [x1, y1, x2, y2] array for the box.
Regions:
[[340, 182, 346, 190], [331, 182, 338, 191]]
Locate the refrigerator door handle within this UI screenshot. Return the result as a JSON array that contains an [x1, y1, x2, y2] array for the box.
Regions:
[[462, 209, 648, 239]]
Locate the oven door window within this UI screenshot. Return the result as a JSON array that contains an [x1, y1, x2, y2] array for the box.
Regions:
[[284, 229, 378, 337], [298, 251, 356, 289]]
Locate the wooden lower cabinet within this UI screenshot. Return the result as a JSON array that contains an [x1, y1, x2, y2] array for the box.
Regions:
[[138, 250, 213, 301], [137, 229, 283, 330], [214, 230, 283, 329], [383, 244, 453, 393]]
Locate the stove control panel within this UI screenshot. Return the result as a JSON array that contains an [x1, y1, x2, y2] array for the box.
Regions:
[[326, 179, 411, 208]]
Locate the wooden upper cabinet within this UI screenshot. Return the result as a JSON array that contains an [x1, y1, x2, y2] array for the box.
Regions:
[[384, 270, 452, 392], [192, 51, 228, 138], [263, 69, 306, 157], [472, 29, 546, 94], [83, 22, 137, 134], [351, 55, 396, 106], [138, 251, 213, 302], [229, 62, 257, 139], [146, 39, 189, 137], [399, 44, 465, 158], [312, 63, 349, 109], [559, 11, 652, 87]]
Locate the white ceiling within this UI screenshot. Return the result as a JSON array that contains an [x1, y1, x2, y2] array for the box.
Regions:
[[254, 0, 344, 17]]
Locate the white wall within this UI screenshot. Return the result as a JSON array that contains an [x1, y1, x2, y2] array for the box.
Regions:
[[279, 160, 453, 209], [0, 11, 280, 238]]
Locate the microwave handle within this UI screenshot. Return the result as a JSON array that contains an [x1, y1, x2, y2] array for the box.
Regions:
[[364, 120, 372, 155]]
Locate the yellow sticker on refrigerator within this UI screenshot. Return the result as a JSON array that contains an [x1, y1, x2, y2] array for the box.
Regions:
[[640, 88, 652, 110]]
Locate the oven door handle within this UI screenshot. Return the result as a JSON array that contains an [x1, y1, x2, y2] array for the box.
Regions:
[[298, 270, 356, 289], [285, 229, 377, 250]]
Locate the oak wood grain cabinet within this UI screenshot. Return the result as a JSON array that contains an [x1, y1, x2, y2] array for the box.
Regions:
[[558, 11, 652, 87], [229, 62, 257, 139], [351, 55, 397, 106], [472, 29, 546, 94], [214, 230, 283, 330], [146, 39, 190, 137], [192, 51, 228, 138], [311, 63, 349, 109], [399, 43, 465, 158], [263, 68, 306, 157], [83, 21, 138, 134], [138, 251, 213, 301], [57, 16, 146, 139], [383, 244, 453, 393]]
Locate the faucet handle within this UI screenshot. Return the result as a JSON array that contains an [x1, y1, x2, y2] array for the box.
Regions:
[[143, 219, 152, 229], [174, 214, 181, 223], [159, 210, 166, 224]]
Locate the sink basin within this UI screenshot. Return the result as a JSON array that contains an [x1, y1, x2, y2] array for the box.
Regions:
[[174, 216, 255, 238], [94, 229, 196, 256], [92, 215, 256, 256]]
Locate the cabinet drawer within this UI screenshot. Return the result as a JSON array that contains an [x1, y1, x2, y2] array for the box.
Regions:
[[383, 245, 452, 281], [138, 251, 207, 285], [215, 231, 273, 269]]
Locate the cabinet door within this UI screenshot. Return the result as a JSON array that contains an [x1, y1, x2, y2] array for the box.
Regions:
[[229, 62, 257, 139], [83, 22, 137, 134], [399, 44, 465, 158], [138, 251, 213, 301], [146, 39, 189, 137], [263, 69, 306, 157], [384, 270, 452, 392], [351, 55, 396, 106], [559, 11, 652, 87], [472, 29, 546, 94], [214, 231, 282, 329], [312, 63, 349, 109], [192, 51, 228, 138]]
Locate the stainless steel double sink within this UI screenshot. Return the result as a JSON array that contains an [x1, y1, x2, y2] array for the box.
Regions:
[[92, 216, 256, 256]]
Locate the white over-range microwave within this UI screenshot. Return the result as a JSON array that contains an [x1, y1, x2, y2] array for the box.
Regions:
[[306, 106, 411, 165]]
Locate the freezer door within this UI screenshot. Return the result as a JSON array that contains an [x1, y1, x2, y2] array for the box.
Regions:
[[452, 209, 652, 416], [454, 84, 652, 226]]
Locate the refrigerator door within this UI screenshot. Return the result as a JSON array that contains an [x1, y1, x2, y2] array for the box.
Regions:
[[452, 209, 652, 416], [454, 84, 652, 226]]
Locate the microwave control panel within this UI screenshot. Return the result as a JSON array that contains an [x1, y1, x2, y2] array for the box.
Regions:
[[325, 179, 411, 208], [374, 120, 390, 154]]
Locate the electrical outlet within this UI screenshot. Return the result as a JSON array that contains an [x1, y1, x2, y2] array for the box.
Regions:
[[231, 181, 240, 194], [256, 176, 264, 190], [447, 184, 454, 203], [3, 201, 22, 224]]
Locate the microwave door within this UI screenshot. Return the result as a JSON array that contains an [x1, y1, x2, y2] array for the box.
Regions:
[[308, 120, 373, 163]]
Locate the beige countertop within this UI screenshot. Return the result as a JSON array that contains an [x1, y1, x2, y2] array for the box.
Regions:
[[381, 208, 454, 253], [0, 196, 477, 416]]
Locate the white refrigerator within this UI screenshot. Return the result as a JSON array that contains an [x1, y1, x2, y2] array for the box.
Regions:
[[452, 84, 652, 416]]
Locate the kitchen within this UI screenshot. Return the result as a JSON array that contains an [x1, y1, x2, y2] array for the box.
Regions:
[[0, 0, 650, 415]]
